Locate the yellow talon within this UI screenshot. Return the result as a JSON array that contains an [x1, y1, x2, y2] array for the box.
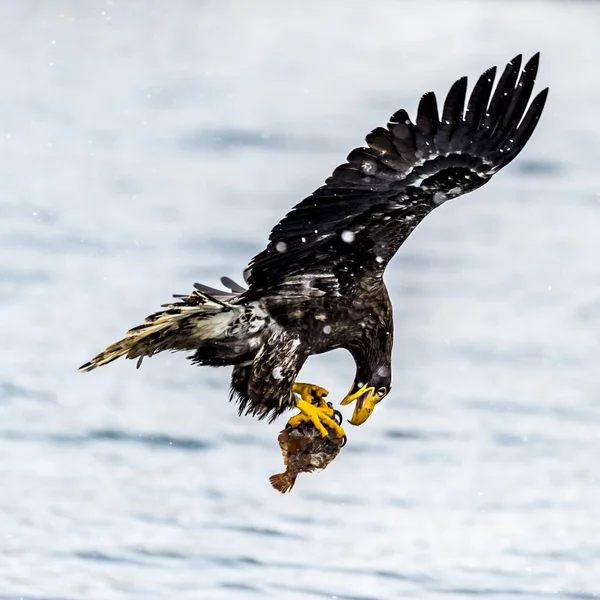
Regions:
[[287, 398, 346, 439], [292, 382, 329, 403]]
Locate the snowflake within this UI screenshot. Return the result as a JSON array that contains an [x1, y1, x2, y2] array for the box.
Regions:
[[341, 230, 355, 243]]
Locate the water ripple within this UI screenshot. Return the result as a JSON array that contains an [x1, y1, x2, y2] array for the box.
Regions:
[[0, 382, 56, 403], [220, 582, 262, 594], [178, 128, 330, 153], [73, 550, 149, 567], [88, 429, 213, 451], [0, 429, 213, 452], [0, 596, 78, 600], [210, 523, 306, 540], [436, 586, 598, 599], [383, 428, 454, 441], [271, 585, 379, 600]]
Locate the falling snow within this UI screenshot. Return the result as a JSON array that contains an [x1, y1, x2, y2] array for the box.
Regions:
[[341, 230, 355, 243], [323, 325, 332, 335], [275, 241, 287, 252], [272, 367, 283, 380]]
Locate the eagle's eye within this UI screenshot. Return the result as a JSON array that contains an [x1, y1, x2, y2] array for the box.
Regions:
[[376, 386, 387, 400]]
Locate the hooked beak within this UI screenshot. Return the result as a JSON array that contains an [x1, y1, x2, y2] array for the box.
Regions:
[[341, 383, 376, 426]]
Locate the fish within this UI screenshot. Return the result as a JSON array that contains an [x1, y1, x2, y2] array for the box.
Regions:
[[269, 404, 346, 493]]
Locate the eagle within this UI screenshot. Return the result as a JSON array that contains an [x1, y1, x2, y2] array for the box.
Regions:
[[81, 54, 548, 442]]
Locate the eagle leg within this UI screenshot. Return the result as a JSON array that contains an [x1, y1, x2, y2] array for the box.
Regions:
[[287, 383, 345, 439]]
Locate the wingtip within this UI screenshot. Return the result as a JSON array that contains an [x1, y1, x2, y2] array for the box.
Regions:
[[388, 107, 411, 127], [533, 86, 550, 110], [485, 65, 497, 79], [447, 75, 468, 99], [508, 54, 523, 69], [505, 52, 541, 73], [523, 52, 540, 75]]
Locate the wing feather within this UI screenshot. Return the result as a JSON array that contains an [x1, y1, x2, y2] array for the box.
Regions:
[[493, 53, 540, 153], [483, 55, 522, 134], [435, 76, 467, 148], [466, 66, 496, 131], [245, 54, 548, 293], [416, 92, 439, 137]]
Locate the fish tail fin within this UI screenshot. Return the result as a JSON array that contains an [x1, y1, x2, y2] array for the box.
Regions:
[[269, 472, 295, 494]]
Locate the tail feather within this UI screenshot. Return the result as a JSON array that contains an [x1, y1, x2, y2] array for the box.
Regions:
[[79, 290, 236, 372], [220, 276, 246, 294]]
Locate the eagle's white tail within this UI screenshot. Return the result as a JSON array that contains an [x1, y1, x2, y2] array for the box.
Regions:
[[79, 290, 238, 372]]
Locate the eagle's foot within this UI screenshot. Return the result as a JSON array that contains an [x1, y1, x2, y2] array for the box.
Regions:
[[291, 382, 329, 404], [287, 398, 346, 439]]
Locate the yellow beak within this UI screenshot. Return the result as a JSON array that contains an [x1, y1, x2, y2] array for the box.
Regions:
[[340, 383, 376, 426]]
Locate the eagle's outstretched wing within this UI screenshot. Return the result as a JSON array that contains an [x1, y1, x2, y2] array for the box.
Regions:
[[244, 54, 548, 294]]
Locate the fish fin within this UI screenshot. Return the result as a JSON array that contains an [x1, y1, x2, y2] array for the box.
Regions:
[[269, 473, 295, 493]]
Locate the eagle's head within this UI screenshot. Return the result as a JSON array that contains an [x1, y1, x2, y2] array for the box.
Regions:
[[341, 364, 391, 426]]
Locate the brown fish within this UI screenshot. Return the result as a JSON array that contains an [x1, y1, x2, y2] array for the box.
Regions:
[[270, 405, 346, 493]]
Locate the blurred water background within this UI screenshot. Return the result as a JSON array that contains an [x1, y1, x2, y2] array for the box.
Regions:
[[1, 1, 600, 598]]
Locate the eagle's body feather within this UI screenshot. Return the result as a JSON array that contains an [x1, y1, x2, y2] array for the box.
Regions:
[[81, 54, 548, 424]]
